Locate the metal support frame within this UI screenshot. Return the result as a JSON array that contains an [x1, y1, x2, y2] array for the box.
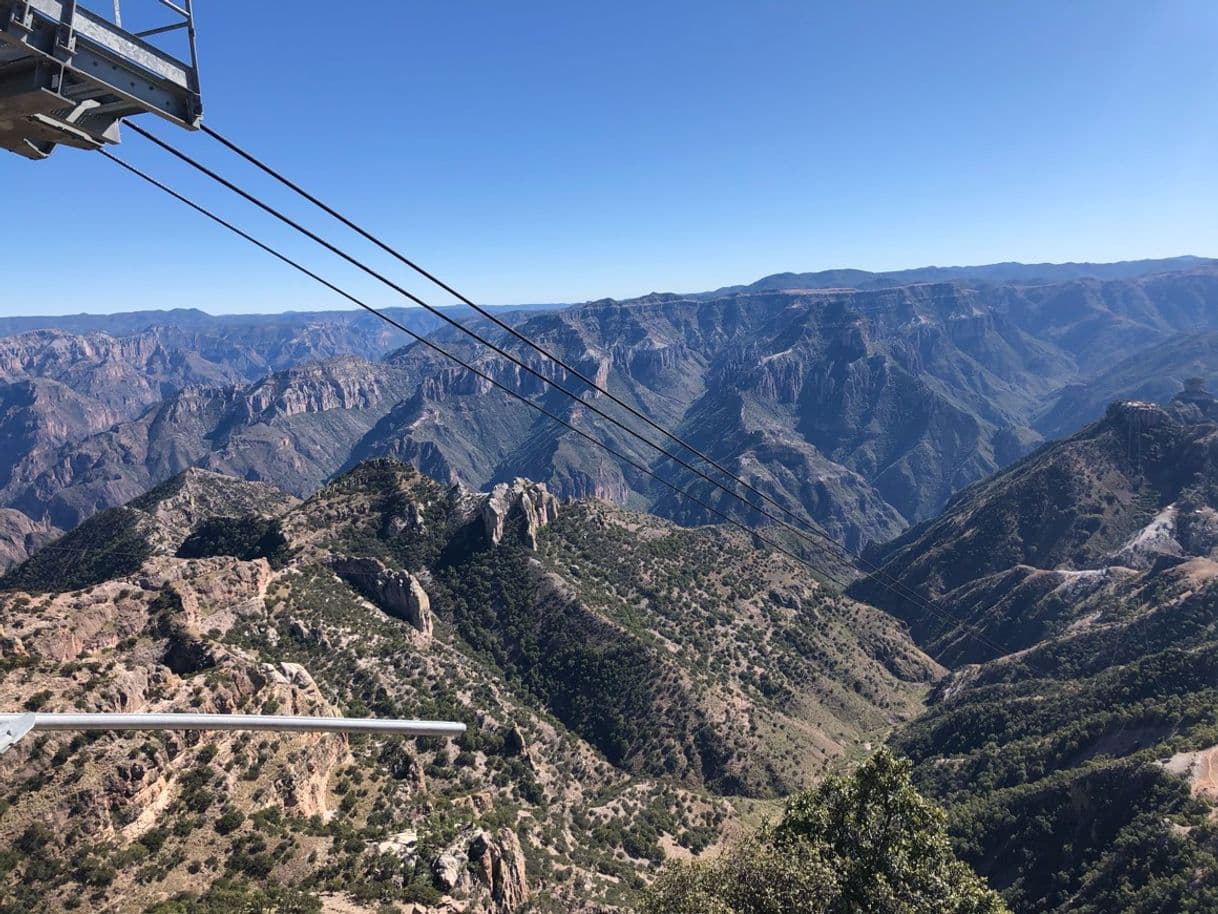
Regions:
[[0, 0, 201, 158], [0, 713, 466, 755]]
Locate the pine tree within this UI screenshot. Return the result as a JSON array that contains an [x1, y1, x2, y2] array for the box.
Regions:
[[643, 749, 1009, 914]]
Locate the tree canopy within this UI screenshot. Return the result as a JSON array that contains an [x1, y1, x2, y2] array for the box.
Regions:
[[642, 749, 1009, 914]]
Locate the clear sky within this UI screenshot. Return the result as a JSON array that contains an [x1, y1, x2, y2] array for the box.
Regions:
[[3, 0, 1216, 316]]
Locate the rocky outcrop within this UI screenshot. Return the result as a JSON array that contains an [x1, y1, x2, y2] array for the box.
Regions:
[[431, 826, 530, 913], [0, 508, 57, 571], [479, 479, 560, 549], [472, 827, 530, 912], [330, 556, 434, 638], [1105, 398, 1174, 432]]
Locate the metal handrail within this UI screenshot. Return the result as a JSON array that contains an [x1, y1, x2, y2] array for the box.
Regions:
[[90, 0, 199, 64], [109, 0, 190, 25]]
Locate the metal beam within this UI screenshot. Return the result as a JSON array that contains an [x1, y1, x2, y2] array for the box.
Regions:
[[17, 0, 191, 86], [0, 0, 201, 157], [0, 713, 466, 754]]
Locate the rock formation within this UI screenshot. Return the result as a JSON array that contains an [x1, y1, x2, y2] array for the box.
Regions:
[[331, 555, 434, 637], [431, 826, 530, 913], [479, 478, 560, 549]]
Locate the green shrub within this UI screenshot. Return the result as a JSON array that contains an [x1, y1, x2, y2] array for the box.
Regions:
[[643, 749, 1008, 914]]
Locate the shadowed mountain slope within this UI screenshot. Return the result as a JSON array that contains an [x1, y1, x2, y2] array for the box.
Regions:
[[1037, 330, 1218, 439], [852, 388, 1218, 660], [846, 389, 1218, 914]]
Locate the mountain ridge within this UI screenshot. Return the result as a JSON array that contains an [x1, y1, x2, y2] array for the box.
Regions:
[[0, 457, 937, 912], [6, 266, 1218, 571], [874, 397, 1218, 911], [6, 256, 1213, 329]]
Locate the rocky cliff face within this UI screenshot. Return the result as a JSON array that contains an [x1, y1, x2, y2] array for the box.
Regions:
[[0, 380, 122, 513], [357, 272, 1218, 550], [0, 309, 458, 417], [431, 826, 529, 913], [0, 507, 57, 571], [0, 329, 236, 416], [235, 356, 402, 422], [8, 268, 1218, 558], [0, 358, 413, 531], [350, 285, 1056, 548], [330, 555, 434, 638]]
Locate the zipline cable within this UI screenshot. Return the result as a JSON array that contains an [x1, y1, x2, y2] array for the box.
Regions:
[[100, 150, 1024, 659], [127, 123, 990, 654], [197, 124, 1004, 652], [200, 123, 826, 535], [123, 129, 876, 562], [99, 150, 869, 599]]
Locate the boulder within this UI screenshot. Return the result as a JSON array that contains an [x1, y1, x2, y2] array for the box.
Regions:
[[431, 849, 465, 892]]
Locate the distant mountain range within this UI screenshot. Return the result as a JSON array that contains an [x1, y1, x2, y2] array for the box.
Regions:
[[0, 303, 545, 339], [7, 256, 1211, 333], [692, 255, 1218, 299], [2, 257, 1218, 569]]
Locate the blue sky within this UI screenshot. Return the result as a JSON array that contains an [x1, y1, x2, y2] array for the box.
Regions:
[[3, 0, 1216, 315]]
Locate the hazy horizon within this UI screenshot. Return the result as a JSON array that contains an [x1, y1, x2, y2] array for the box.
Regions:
[[3, 252, 1213, 319]]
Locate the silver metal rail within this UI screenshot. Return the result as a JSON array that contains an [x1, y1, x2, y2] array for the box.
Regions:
[[0, 713, 466, 754]]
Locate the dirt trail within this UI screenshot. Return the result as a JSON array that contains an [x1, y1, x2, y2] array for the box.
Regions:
[[1194, 747, 1218, 802], [1162, 745, 1218, 803]]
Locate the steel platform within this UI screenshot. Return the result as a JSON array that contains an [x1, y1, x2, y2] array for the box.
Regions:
[[0, 0, 201, 159]]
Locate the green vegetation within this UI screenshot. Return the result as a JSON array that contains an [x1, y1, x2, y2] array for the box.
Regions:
[[176, 515, 292, 567], [433, 521, 664, 775], [143, 880, 322, 914], [894, 641, 1218, 914], [308, 459, 451, 572], [9, 451, 1215, 914], [0, 507, 151, 592], [643, 749, 1008, 914]]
